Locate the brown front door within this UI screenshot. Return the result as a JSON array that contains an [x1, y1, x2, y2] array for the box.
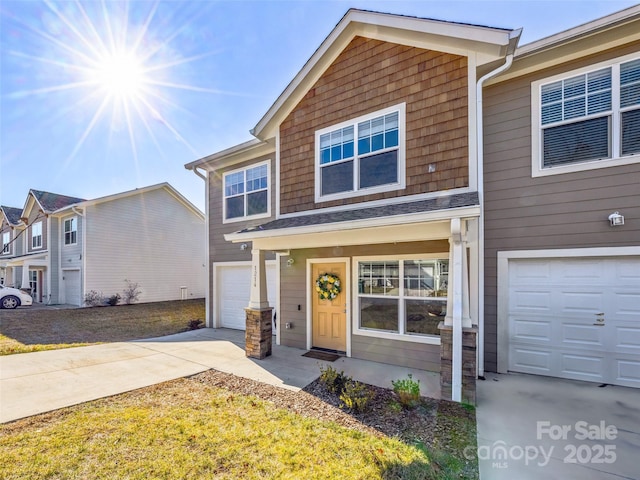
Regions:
[[312, 262, 347, 352]]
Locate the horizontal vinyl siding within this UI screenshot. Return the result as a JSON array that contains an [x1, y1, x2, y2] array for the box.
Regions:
[[482, 42, 640, 372], [60, 214, 83, 305], [85, 188, 205, 303], [279, 256, 307, 349], [351, 336, 440, 372]]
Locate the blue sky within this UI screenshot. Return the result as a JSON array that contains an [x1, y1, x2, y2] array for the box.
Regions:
[[1, 0, 637, 212]]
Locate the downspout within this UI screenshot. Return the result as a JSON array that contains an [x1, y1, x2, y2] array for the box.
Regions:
[[187, 166, 210, 327], [477, 30, 520, 378], [72, 206, 85, 306]]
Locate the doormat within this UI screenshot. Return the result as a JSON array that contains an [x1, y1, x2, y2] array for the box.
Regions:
[[302, 350, 340, 362]]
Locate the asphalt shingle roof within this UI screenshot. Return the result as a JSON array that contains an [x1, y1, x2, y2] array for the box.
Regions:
[[238, 191, 479, 234], [1, 206, 23, 225], [30, 190, 85, 213]]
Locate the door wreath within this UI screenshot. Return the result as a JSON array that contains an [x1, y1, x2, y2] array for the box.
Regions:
[[315, 273, 342, 300]]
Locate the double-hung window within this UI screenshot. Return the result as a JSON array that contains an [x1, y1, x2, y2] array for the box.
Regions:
[[532, 54, 640, 176], [316, 104, 405, 201], [64, 217, 77, 245], [31, 221, 42, 249], [223, 161, 270, 222], [1, 232, 10, 254], [355, 256, 448, 343]]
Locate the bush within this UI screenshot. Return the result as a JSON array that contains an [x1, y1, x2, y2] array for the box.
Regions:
[[106, 294, 121, 306], [339, 379, 372, 412], [188, 319, 203, 330], [392, 373, 421, 408], [84, 290, 104, 307], [319, 365, 347, 394], [122, 279, 141, 304]]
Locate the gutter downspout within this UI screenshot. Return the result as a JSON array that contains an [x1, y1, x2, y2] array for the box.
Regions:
[[187, 166, 211, 327], [477, 30, 520, 378]]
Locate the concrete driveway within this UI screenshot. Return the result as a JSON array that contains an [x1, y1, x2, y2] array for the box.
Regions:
[[476, 372, 640, 480]]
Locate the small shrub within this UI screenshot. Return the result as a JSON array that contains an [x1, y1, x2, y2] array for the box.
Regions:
[[122, 279, 141, 304], [84, 290, 104, 307], [319, 365, 347, 394], [339, 380, 372, 412], [106, 294, 121, 306], [188, 319, 203, 330], [392, 373, 421, 408]]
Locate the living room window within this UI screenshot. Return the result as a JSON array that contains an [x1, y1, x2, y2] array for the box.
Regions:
[[223, 161, 270, 222], [355, 256, 448, 343], [315, 104, 406, 201], [31, 221, 42, 249], [532, 54, 640, 177], [1, 232, 10, 254], [64, 217, 77, 245]]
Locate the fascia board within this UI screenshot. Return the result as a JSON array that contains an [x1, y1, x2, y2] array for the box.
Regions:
[[225, 205, 480, 243], [185, 139, 275, 172]]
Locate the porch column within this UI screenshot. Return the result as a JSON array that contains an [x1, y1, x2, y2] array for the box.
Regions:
[[21, 264, 30, 292], [440, 218, 477, 404], [245, 248, 272, 359]]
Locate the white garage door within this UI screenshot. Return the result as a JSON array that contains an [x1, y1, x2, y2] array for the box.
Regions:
[[508, 257, 640, 388], [217, 264, 276, 330], [63, 270, 81, 306]]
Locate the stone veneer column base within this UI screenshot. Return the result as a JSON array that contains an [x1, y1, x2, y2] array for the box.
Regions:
[[245, 307, 273, 359], [438, 322, 478, 405]]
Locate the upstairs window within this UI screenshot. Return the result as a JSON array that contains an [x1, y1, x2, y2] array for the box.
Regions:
[[64, 217, 77, 245], [532, 54, 640, 176], [31, 221, 42, 249], [223, 161, 270, 222], [1, 232, 10, 254], [315, 104, 405, 201]]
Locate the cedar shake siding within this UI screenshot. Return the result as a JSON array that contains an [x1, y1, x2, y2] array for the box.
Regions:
[[482, 42, 640, 373], [279, 36, 468, 214]]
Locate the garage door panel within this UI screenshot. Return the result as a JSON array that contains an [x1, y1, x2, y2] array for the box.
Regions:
[[63, 270, 81, 306], [508, 256, 640, 388]]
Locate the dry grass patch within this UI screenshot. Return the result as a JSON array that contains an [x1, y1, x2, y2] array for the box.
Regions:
[[0, 377, 438, 480], [0, 299, 204, 355]]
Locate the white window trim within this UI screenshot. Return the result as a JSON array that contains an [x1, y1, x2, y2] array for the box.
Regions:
[[63, 216, 77, 246], [1, 232, 10, 255], [31, 221, 43, 250], [531, 52, 640, 177], [352, 253, 446, 345], [222, 160, 271, 224], [315, 103, 406, 202]]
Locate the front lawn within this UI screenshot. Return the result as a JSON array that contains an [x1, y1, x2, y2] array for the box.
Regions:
[[0, 371, 478, 479], [0, 299, 205, 355]]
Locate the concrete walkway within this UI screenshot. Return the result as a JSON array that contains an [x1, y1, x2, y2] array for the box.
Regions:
[[477, 372, 640, 480], [0, 328, 439, 423]]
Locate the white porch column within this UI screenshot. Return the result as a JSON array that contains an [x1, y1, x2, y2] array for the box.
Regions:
[[248, 249, 269, 309], [21, 263, 30, 292], [447, 218, 464, 402]]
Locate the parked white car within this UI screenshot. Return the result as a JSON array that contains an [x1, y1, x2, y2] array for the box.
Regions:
[[0, 285, 33, 309]]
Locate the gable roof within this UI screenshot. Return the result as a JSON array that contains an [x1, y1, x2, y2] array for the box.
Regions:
[[251, 8, 521, 140], [0, 206, 23, 226], [29, 190, 86, 213]]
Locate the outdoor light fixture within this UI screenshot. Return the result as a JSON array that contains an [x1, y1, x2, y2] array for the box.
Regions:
[[286, 258, 295, 267], [608, 212, 624, 227], [240, 243, 248, 250]]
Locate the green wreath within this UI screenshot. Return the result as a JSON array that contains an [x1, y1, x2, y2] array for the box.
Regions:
[[315, 273, 342, 300]]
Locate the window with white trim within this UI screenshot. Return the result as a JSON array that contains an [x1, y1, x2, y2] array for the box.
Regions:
[[356, 257, 448, 340], [1, 232, 10, 254], [316, 104, 406, 201], [31, 221, 42, 249], [223, 161, 270, 222], [64, 217, 77, 245], [532, 54, 640, 176]]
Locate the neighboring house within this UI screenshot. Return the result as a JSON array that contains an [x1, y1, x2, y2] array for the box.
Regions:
[[482, 7, 640, 388], [0, 183, 206, 306], [0, 206, 26, 286], [187, 9, 522, 402]]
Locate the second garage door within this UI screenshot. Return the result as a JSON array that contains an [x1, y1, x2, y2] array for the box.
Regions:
[[508, 257, 640, 388], [62, 270, 81, 306], [217, 263, 276, 330]]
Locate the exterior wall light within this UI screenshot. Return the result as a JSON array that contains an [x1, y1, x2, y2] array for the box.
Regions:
[[286, 258, 295, 267], [608, 212, 624, 227], [240, 243, 248, 250]]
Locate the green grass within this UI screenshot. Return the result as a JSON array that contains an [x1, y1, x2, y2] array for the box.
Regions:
[[0, 299, 204, 355], [0, 378, 447, 479]]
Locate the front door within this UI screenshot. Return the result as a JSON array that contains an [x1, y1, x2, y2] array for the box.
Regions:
[[312, 262, 347, 352]]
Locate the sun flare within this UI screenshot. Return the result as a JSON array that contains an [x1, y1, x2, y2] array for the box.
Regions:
[[91, 51, 146, 100]]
